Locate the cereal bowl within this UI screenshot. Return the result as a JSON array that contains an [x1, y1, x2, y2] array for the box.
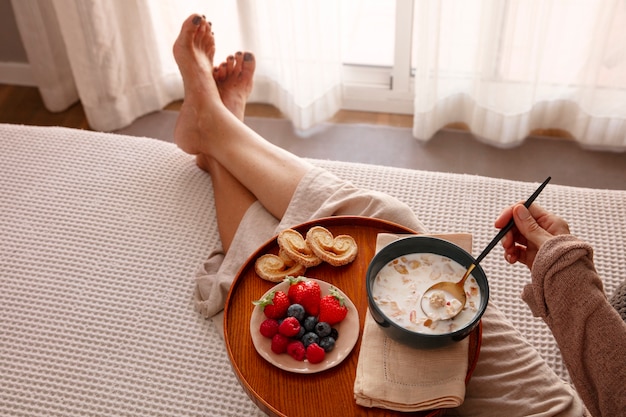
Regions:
[[366, 236, 489, 349]]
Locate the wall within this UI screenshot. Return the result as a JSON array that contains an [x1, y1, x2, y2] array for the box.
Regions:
[[0, 0, 33, 85]]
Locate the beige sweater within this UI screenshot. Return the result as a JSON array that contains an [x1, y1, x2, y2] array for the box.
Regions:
[[522, 235, 626, 417]]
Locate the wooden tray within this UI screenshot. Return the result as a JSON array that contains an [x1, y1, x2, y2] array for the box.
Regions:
[[224, 216, 481, 417]]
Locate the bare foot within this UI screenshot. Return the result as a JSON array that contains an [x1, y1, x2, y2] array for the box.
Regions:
[[172, 14, 230, 155], [213, 51, 256, 121]]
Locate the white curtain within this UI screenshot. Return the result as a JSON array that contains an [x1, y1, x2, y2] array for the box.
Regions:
[[238, 0, 343, 130], [412, 0, 626, 150], [11, 0, 626, 150], [11, 0, 342, 132], [10, 0, 219, 131]]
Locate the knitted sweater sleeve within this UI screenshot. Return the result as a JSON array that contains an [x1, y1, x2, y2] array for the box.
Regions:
[[521, 235, 626, 417]]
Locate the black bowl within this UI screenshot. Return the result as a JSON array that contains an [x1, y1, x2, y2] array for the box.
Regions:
[[366, 236, 489, 349]]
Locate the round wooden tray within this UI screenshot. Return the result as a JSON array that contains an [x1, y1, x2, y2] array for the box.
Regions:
[[224, 216, 481, 417]]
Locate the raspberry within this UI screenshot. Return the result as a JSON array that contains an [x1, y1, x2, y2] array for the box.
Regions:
[[306, 343, 326, 364], [271, 333, 290, 354], [259, 319, 279, 338], [287, 341, 306, 361], [278, 316, 301, 337]]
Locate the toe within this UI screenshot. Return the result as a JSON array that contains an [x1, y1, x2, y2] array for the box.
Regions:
[[194, 20, 215, 61], [175, 14, 201, 49], [185, 14, 203, 36], [226, 55, 236, 74], [241, 52, 256, 78], [216, 63, 228, 81], [233, 52, 244, 73]]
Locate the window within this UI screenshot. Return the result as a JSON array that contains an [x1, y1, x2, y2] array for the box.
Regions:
[[340, 0, 414, 114]]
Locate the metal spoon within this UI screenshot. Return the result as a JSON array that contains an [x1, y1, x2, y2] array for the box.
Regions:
[[420, 176, 552, 322]]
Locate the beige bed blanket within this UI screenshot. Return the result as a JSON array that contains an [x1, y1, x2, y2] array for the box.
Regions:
[[1, 123, 624, 416]]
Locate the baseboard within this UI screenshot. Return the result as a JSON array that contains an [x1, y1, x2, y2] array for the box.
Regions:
[[0, 62, 34, 86]]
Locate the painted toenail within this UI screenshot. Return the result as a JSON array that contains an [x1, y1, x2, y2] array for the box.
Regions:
[[192, 16, 201, 25], [244, 52, 254, 61]]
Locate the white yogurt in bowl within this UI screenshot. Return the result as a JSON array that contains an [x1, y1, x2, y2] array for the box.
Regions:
[[365, 236, 489, 348], [372, 253, 482, 335]]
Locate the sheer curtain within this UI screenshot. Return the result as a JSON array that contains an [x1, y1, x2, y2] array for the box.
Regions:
[[11, 0, 626, 150], [237, 0, 343, 130], [11, 0, 341, 132], [412, 0, 626, 150], [10, 0, 219, 131]]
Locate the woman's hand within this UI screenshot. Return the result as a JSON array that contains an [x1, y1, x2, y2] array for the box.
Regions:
[[495, 203, 570, 269]]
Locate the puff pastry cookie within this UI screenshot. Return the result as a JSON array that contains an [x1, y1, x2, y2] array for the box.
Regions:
[[305, 226, 358, 266], [254, 250, 307, 282], [277, 228, 322, 267]]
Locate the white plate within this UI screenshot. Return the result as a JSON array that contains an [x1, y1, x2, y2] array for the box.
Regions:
[[250, 278, 359, 374]]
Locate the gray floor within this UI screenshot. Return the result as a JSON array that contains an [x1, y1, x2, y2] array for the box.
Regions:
[[116, 110, 626, 191]]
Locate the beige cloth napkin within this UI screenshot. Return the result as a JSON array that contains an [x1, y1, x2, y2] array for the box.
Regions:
[[353, 233, 473, 412]]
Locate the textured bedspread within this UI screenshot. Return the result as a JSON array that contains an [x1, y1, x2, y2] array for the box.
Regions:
[[1, 123, 624, 416]]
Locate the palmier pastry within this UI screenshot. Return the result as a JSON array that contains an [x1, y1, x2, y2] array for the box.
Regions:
[[254, 251, 307, 282], [305, 226, 358, 266], [277, 228, 322, 267]]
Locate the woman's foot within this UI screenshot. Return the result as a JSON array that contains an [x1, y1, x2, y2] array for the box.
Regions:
[[213, 51, 256, 121], [172, 14, 230, 155]]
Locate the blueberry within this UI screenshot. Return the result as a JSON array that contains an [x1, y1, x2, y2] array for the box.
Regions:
[[314, 321, 332, 338], [287, 304, 306, 322], [330, 327, 339, 340], [301, 332, 320, 348], [303, 316, 318, 332], [319, 336, 336, 352], [296, 326, 306, 339]]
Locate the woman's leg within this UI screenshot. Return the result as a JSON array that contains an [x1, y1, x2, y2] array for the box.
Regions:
[[198, 50, 258, 252], [173, 14, 313, 222]]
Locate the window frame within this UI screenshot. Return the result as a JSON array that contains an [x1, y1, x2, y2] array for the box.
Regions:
[[340, 0, 414, 115]]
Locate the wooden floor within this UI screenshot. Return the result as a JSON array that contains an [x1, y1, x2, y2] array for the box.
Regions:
[[0, 83, 571, 138], [0, 84, 414, 130], [0, 84, 90, 129], [3, 84, 625, 190]]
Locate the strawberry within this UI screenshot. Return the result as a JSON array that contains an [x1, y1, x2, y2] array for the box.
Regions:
[[318, 287, 348, 325], [306, 343, 326, 364], [253, 290, 290, 319], [287, 277, 321, 316], [259, 319, 279, 338]]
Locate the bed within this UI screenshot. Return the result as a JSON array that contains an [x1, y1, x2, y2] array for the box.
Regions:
[[1, 123, 624, 416]]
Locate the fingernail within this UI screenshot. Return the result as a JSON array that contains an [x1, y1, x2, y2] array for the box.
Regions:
[[244, 52, 254, 61], [515, 205, 531, 220], [192, 16, 201, 25]]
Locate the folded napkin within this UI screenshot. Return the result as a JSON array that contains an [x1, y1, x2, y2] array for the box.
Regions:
[[353, 233, 473, 412]]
